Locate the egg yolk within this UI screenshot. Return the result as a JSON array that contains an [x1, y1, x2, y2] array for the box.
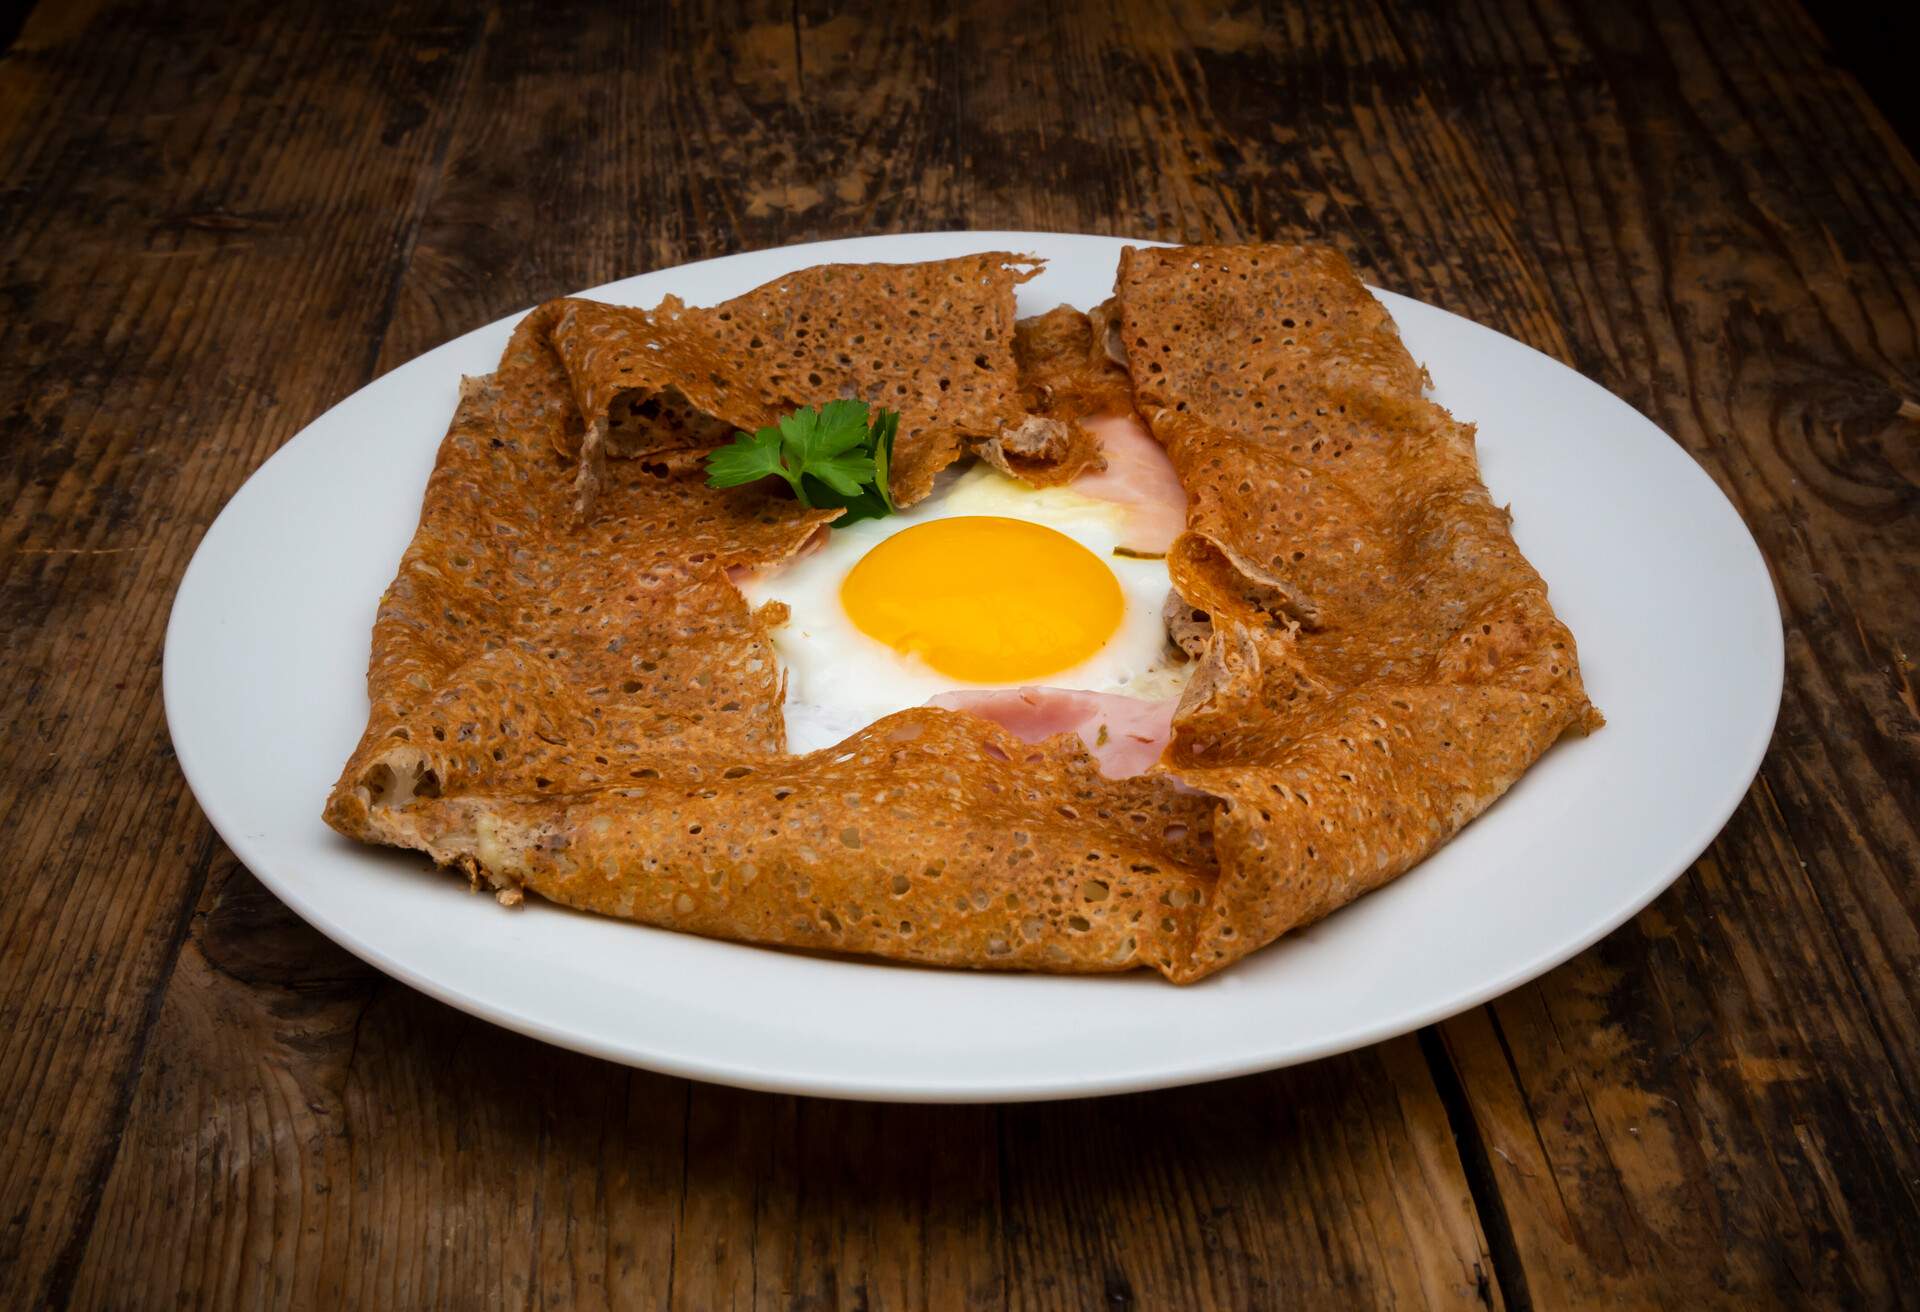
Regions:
[[840, 516, 1124, 682]]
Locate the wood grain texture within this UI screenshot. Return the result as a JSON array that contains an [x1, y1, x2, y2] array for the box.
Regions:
[[67, 863, 1495, 1310], [0, 2, 488, 1303], [1379, 3, 1920, 1304], [1, 0, 1915, 1306]]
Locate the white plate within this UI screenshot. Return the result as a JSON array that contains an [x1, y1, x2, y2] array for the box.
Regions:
[[165, 232, 1782, 1102]]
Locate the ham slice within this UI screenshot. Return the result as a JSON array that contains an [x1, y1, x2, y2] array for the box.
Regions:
[[928, 687, 1178, 778], [1070, 413, 1189, 555]]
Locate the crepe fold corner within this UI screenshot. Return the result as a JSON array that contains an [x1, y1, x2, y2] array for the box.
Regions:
[[1112, 242, 1601, 980], [544, 252, 1052, 517], [327, 242, 1598, 984]]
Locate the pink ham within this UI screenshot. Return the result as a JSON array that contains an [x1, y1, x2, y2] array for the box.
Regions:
[[928, 687, 1178, 778], [1071, 413, 1188, 555]]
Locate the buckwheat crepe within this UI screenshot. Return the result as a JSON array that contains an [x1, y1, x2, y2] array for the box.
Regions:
[[325, 244, 1598, 982]]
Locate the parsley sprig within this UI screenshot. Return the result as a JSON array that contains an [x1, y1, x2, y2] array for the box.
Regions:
[[704, 399, 899, 524]]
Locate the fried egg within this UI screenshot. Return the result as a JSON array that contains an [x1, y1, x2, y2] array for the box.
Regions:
[[738, 421, 1191, 754]]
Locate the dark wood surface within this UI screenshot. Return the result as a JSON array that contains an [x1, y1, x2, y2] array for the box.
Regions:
[[3, 1, 1916, 1306]]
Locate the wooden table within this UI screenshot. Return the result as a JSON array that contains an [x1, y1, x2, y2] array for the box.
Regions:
[[4, 1, 1916, 1306]]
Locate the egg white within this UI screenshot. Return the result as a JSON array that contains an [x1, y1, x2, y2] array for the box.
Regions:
[[738, 463, 1190, 754]]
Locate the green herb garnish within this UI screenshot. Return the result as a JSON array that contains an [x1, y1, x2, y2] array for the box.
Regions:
[[705, 399, 899, 524]]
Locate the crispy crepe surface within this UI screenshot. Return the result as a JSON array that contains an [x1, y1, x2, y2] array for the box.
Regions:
[[550, 253, 1044, 516], [327, 243, 1597, 983]]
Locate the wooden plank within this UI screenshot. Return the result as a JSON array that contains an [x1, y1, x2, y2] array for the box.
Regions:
[[1000, 1041, 1498, 1309], [670, 1090, 1006, 1310], [375, 0, 967, 374], [0, 3, 490, 1305], [66, 857, 689, 1309], [44, 3, 685, 1298]]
